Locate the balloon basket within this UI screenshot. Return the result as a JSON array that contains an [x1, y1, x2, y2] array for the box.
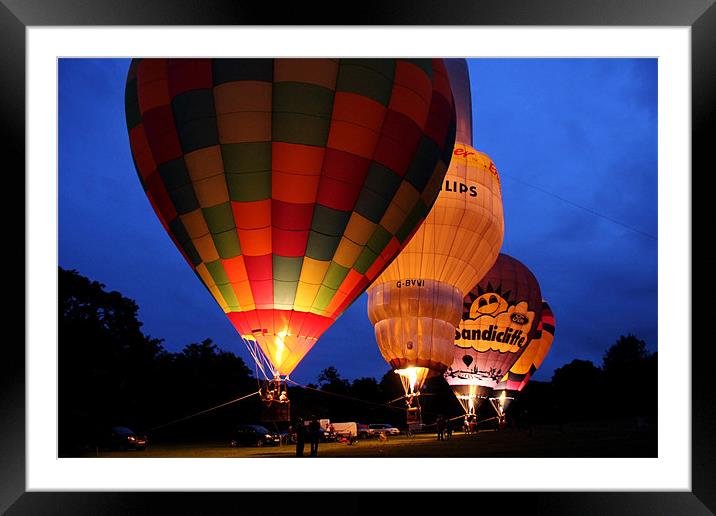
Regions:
[[260, 377, 289, 404], [407, 405, 422, 429]]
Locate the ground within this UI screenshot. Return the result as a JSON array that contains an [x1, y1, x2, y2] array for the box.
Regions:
[[86, 420, 657, 458]]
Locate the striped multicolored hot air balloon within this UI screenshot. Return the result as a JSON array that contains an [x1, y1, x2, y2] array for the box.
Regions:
[[445, 253, 542, 415], [125, 58, 457, 394]]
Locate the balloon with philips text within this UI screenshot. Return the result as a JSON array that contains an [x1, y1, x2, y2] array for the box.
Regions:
[[367, 59, 503, 408]]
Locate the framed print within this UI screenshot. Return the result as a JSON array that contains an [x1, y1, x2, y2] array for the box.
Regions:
[[6, 0, 714, 513]]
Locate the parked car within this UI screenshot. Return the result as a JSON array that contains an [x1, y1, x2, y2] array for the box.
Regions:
[[95, 426, 148, 451], [230, 424, 281, 447], [357, 423, 371, 439], [368, 423, 400, 436]]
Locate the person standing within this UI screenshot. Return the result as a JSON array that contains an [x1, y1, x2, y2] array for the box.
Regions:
[[309, 417, 321, 456], [294, 417, 306, 457], [445, 418, 452, 439], [436, 415, 445, 441]]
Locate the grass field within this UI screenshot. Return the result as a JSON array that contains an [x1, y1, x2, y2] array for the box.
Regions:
[[87, 421, 656, 458]]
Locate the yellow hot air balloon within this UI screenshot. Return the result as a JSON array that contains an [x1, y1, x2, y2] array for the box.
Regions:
[[367, 143, 504, 414]]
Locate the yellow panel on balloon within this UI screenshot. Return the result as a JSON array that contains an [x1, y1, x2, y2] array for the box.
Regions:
[[193, 233, 220, 263], [379, 202, 408, 235], [294, 282, 321, 311], [180, 209, 210, 239], [185, 145, 224, 182], [208, 284, 229, 312], [193, 174, 229, 208], [333, 236, 363, 269], [343, 212, 376, 246]]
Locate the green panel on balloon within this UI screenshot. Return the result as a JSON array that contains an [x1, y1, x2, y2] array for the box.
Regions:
[[205, 259, 230, 285], [405, 136, 441, 192], [159, 159, 192, 191], [177, 117, 219, 154], [124, 78, 141, 130], [272, 112, 330, 147], [396, 200, 428, 243], [366, 225, 392, 255], [212, 229, 242, 259], [337, 61, 395, 106], [203, 203, 235, 234], [405, 59, 433, 78], [363, 163, 402, 200], [172, 89, 215, 122], [305, 231, 341, 262], [442, 121, 457, 163], [323, 262, 350, 290], [212, 59, 274, 85], [273, 82, 335, 118], [226, 171, 272, 202], [217, 283, 240, 309], [273, 280, 299, 306], [311, 205, 351, 236], [168, 184, 199, 214], [313, 284, 337, 311], [169, 218, 202, 266], [273, 255, 303, 282], [354, 188, 392, 224], [221, 142, 272, 174], [353, 247, 378, 275]]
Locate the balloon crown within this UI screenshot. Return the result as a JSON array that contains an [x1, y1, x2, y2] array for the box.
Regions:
[[476, 282, 513, 304]]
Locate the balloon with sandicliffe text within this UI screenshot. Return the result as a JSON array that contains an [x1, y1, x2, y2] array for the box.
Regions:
[[445, 253, 542, 415]]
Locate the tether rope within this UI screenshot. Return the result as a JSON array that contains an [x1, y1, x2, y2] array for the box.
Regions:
[[145, 390, 261, 433]]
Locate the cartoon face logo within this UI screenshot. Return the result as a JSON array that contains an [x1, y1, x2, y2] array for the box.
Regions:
[[470, 293, 508, 318]]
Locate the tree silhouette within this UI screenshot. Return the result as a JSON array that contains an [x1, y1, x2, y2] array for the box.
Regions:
[[603, 334, 650, 376], [602, 334, 656, 419], [58, 267, 259, 455], [551, 359, 606, 421], [317, 366, 350, 394]]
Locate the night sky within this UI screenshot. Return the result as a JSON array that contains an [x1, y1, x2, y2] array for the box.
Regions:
[[58, 58, 657, 385]]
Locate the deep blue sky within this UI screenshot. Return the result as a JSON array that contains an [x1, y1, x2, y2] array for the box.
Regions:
[[58, 58, 657, 385]]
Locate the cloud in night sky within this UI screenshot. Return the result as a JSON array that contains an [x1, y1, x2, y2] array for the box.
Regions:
[[58, 57, 657, 385]]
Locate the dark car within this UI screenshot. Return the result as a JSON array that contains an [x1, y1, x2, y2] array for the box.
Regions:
[[96, 426, 148, 451], [357, 424, 371, 439], [230, 424, 281, 447]]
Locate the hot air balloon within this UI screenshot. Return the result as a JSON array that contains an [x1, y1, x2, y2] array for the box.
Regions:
[[489, 300, 556, 419], [443, 59, 473, 145], [125, 58, 457, 410], [367, 60, 504, 425], [445, 253, 542, 418]]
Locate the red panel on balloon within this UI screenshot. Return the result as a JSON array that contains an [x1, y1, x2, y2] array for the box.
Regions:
[[316, 176, 361, 212], [424, 94, 452, 150], [373, 112, 421, 176], [145, 173, 177, 222], [321, 148, 371, 186], [141, 105, 183, 165], [250, 279, 274, 308], [272, 228, 309, 257], [167, 59, 213, 97], [244, 254, 273, 281], [128, 125, 157, 181], [272, 200, 313, 230], [232, 199, 271, 230]]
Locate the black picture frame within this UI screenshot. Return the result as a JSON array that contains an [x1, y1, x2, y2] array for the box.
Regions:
[[5, 1, 713, 513]]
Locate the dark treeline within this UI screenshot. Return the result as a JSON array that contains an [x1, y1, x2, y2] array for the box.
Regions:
[[59, 267, 657, 455]]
